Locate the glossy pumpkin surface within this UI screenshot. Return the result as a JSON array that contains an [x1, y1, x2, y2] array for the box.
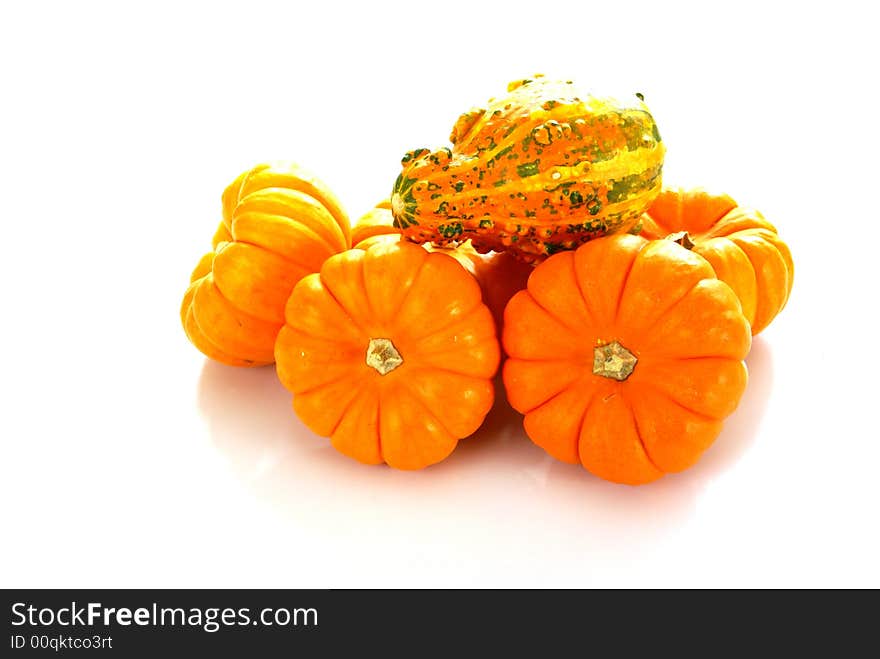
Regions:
[[640, 187, 794, 334], [181, 162, 350, 366], [353, 202, 533, 330], [503, 233, 751, 485], [274, 240, 501, 469], [392, 75, 665, 262]]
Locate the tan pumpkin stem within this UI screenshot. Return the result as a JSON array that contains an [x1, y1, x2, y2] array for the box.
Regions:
[[593, 341, 637, 381], [366, 338, 403, 375], [667, 231, 696, 250]]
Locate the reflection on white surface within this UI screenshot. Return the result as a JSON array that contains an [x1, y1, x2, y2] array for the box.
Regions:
[[195, 337, 772, 584]]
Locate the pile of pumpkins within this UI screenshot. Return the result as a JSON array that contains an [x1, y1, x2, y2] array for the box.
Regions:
[[181, 75, 793, 485]]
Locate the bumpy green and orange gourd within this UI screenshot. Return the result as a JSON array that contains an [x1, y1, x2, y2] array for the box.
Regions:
[[181, 163, 350, 366], [391, 75, 666, 262]]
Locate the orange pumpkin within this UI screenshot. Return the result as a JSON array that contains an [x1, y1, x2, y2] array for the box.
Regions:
[[471, 251, 533, 332], [274, 240, 501, 469], [350, 199, 397, 250], [181, 162, 350, 366], [503, 233, 751, 485], [352, 202, 533, 331], [639, 187, 793, 335]]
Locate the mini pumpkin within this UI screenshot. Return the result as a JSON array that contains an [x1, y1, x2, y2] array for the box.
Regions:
[[181, 162, 350, 366], [350, 199, 397, 250], [353, 201, 533, 330], [471, 251, 533, 332], [503, 233, 751, 485], [274, 240, 501, 469], [639, 187, 793, 334], [391, 74, 665, 262]]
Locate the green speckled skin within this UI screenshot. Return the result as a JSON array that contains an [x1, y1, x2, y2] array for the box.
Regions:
[[391, 76, 666, 262]]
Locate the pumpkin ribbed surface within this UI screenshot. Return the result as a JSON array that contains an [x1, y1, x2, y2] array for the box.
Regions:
[[181, 162, 350, 366], [503, 233, 751, 485], [274, 240, 500, 470], [353, 202, 533, 330], [639, 187, 794, 335]]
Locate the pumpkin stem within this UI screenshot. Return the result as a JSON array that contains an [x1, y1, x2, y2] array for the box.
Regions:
[[666, 230, 695, 250], [366, 338, 404, 375], [592, 341, 637, 381]]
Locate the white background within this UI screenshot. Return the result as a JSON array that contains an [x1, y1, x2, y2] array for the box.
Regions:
[[1, 1, 877, 588]]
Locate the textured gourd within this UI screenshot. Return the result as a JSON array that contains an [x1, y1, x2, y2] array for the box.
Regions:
[[181, 162, 350, 366], [274, 240, 501, 469], [503, 234, 751, 485], [639, 187, 794, 335], [353, 202, 533, 330], [391, 75, 665, 262]]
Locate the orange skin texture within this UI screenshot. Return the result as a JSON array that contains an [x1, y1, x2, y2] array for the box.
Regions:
[[275, 241, 501, 470], [350, 199, 396, 249], [640, 187, 794, 335], [471, 251, 533, 332], [502, 234, 751, 485], [180, 162, 350, 366], [352, 202, 533, 332]]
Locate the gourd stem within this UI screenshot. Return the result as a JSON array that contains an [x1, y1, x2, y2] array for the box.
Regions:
[[366, 338, 403, 375], [666, 231, 695, 250], [593, 341, 637, 381], [391, 194, 405, 220]]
